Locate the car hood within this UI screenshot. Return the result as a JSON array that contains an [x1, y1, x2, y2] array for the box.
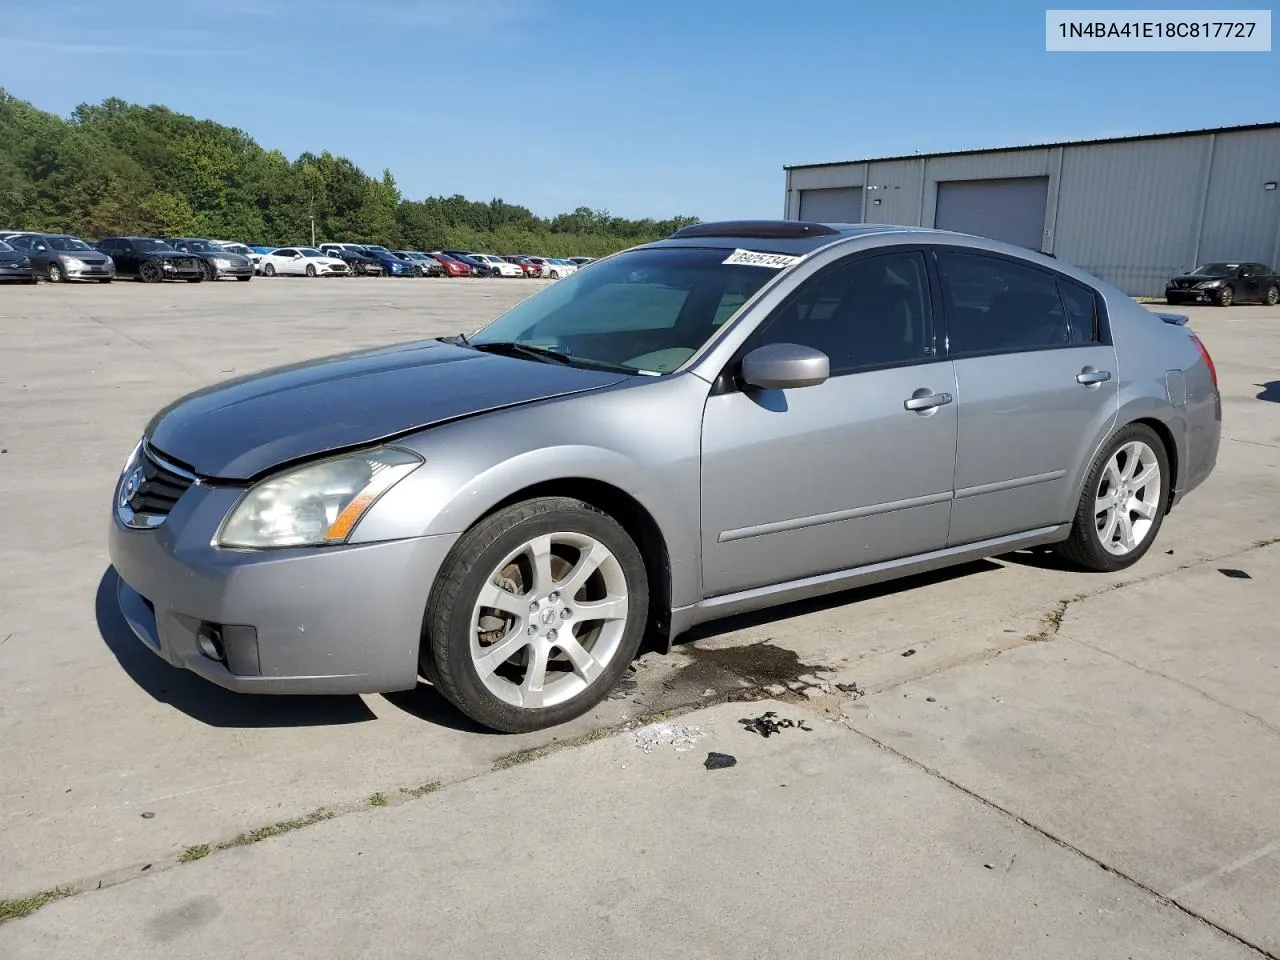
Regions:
[[144, 339, 632, 480], [1172, 272, 1229, 283]]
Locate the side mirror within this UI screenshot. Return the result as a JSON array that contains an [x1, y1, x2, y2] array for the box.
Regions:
[[740, 343, 830, 390]]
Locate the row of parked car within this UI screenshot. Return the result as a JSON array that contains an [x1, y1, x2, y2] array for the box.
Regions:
[[0, 229, 597, 283]]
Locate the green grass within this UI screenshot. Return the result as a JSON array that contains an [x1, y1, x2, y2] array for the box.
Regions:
[[368, 793, 388, 807], [217, 809, 334, 849], [179, 844, 211, 863], [0, 886, 73, 924], [399, 781, 442, 799]]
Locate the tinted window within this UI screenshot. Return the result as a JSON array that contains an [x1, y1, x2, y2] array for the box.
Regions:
[[1058, 278, 1100, 344], [274, 248, 296, 257], [7, 235, 34, 250], [936, 251, 1069, 355], [750, 250, 934, 374]]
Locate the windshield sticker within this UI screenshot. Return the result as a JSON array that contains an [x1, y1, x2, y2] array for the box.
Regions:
[[722, 248, 801, 269]]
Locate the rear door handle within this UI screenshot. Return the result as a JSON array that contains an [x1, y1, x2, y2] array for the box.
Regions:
[[904, 391, 953, 411], [1076, 370, 1112, 385]]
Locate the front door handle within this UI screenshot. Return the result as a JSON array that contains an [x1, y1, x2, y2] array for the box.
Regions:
[[1076, 369, 1112, 386], [904, 391, 953, 412]]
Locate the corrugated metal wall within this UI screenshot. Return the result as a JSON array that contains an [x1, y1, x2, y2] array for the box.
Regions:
[[784, 128, 1280, 296]]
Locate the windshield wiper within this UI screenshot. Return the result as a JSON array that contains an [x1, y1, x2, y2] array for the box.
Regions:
[[470, 341, 575, 365]]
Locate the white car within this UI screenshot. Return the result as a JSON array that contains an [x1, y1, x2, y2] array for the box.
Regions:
[[257, 246, 349, 277], [212, 240, 254, 257], [472, 254, 524, 277], [526, 256, 576, 279]]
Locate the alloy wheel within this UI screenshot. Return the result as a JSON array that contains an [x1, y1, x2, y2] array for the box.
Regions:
[[1218, 286, 1233, 307], [470, 532, 629, 709], [263, 263, 275, 277], [1266, 285, 1279, 306], [1094, 440, 1162, 556], [48, 264, 63, 282]]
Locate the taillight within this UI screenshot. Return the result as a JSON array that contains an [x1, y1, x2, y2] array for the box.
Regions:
[[1189, 331, 1217, 391]]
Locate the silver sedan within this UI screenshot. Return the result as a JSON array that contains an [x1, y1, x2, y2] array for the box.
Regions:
[[108, 221, 1220, 732]]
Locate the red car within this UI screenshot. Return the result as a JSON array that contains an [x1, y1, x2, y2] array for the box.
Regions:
[[504, 255, 542, 278], [429, 253, 471, 278]]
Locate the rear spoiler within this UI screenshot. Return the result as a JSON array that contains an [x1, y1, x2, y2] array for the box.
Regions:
[[1153, 311, 1189, 326]]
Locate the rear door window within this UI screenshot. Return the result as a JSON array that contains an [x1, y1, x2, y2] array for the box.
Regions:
[[936, 250, 1070, 355]]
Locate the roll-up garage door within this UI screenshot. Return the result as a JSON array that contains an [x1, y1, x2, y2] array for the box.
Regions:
[[934, 177, 1049, 250], [798, 187, 863, 223]]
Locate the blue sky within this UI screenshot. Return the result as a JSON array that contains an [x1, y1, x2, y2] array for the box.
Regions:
[[0, 0, 1274, 221]]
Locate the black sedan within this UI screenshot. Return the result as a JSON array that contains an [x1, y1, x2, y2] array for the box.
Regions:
[[93, 237, 203, 283], [165, 238, 254, 281], [5, 232, 115, 282], [0, 239, 35, 283], [1166, 261, 1280, 307]]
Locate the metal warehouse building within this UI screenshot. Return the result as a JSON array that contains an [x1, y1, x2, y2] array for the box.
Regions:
[[783, 122, 1280, 296]]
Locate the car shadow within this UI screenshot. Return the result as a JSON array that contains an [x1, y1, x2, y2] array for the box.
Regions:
[[674, 558, 1003, 646], [380, 686, 499, 735], [96, 568, 377, 728], [1257, 381, 1280, 404]]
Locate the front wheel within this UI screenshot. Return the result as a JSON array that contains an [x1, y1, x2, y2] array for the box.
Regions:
[[424, 497, 649, 733], [305, 264, 317, 277], [1053, 423, 1169, 572], [47, 264, 64, 283], [263, 263, 276, 277], [548, 270, 559, 280], [1216, 285, 1234, 307], [1264, 285, 1279, 306], [139, 261, 162, 283], [199, 260, 214, 281]]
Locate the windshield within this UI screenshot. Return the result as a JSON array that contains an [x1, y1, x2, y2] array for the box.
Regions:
[[222, 244, 250, 255], [468, 246, 783, 374], [299, 248, 325, 257], [134, 238, 177, 252], [1192, 262, 1238, 275], [48, 236, 93, 251], [365, 245, 391, 254]]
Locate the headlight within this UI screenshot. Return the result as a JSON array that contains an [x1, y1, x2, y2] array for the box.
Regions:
[[213, 257, 231, 269], [1196, 279, 1222, 289], [161, 261, 176, 271], [60, 256, 85, 268], [103, 256, 115, 268], [216, 447, 422, 548]]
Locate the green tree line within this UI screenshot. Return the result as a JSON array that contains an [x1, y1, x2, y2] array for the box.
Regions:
[[0, 90, 699, 256]]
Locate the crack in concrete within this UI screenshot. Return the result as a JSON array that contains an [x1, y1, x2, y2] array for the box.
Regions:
[[844, 724, 1277, 960]]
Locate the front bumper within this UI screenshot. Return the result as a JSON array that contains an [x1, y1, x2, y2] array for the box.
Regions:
[[214, 263, 255, 278], [108, 475, 459, 694], [63, 263, 115, 280], [0, 265, 34, 281], [1166, 288, 1216, 303]]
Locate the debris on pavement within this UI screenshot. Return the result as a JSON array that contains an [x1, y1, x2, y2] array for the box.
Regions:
[[607, 668, 640, 700], [901, 648, 917, 657], [704, 752, 737, 770], [140, 812, 155, 819], [926, 697, 937, 703], [738, 711, 812, 737], [835, 681, 866, 699], [631, 722, 705, 753], [1219, 568, 1252, 579]]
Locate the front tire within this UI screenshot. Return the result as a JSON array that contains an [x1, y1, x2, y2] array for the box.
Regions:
[[139, 261, 162, 283], [199, 260, 214, 281], [1264, 285, 1279, 306], [424, 497, 649, 733], [1217, 285, 1234, 307], [549, 270, 560, 280], [305, 264, 317, 277], [263, 263, 276, 277], [47, 264, 63, 283], [1053, 423, 1169, 572]]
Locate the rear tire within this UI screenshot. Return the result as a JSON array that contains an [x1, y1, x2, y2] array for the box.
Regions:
[[1053, 423, 1169, 573], [424, 497, 649, 733]]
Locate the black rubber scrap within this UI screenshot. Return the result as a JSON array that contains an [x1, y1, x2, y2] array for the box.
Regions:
[[1219, 568, 1252, 579], [704, 752, 737, 770], [836, 682, 866, 698], [738, 711, 813, 737]]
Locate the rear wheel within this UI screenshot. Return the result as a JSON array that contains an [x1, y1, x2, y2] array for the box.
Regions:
[[424, 497, 649, 733], [1053, 423, 1169, 572], [1216, 285, 1234, 307]]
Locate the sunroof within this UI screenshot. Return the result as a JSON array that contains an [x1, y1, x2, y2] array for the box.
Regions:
[[668, 220, 841, 240]]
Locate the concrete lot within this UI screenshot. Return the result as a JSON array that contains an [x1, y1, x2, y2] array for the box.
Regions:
[[1, 277, 1277, 956]]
